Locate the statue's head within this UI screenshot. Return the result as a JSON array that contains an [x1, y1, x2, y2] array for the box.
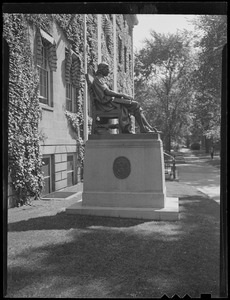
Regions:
[[96, 62, 109, 76]]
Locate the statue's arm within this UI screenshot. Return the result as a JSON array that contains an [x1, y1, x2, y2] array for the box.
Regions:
[[104, 88, 134, 100], [104, 88, 122, 98]]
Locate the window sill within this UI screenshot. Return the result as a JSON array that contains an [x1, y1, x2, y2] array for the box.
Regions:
[[40, 103, 54, 112]]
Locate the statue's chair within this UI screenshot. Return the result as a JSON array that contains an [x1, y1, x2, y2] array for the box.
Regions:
[[85, 73, 122, 134]]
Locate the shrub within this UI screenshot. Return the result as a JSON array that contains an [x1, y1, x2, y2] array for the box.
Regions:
[[190, 142, 200, 150]]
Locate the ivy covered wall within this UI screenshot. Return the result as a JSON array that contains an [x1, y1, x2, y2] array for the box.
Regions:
[[3, 13, 136, 207], [116, 14, 133, 96], [3, 13, 44, 206], [86, 14, 98, 73], [101, 14, 114, 85]]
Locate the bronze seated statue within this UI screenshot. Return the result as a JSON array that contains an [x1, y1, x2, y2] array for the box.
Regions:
[[86, 62, 159, 135]]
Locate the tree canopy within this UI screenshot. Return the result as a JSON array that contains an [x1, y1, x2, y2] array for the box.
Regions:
[[190, 15, 227, 150], [134, 15, 227, 152], [134, 30, 197, 151]]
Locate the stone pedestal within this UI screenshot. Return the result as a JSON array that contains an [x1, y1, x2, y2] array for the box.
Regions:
[[66, 133, 179, 220]]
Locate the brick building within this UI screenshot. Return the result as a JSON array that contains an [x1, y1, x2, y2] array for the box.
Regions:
[[4, 14, 138, 207]]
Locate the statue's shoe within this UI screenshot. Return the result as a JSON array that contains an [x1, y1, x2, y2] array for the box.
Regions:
[[147, 125, 158, 133], [140, 126, 156, 133], [122, 130, 134, 134]]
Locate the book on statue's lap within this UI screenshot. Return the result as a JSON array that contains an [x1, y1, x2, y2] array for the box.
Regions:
[[112, 98, 132, 105]]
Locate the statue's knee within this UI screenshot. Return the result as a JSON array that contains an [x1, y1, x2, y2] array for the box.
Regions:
[[132, 101, 140, 109]]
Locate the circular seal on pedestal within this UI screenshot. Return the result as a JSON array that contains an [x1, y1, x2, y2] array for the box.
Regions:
[[113, 156, 131, 179]]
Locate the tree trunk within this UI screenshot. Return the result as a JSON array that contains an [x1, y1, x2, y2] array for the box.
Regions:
[[204, 136, 211, 153], [186, 135, 190, 148], [165, 134, 171, 153], [204, 137, 208, 153]]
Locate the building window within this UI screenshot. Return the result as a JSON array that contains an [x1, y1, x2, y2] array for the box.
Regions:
[[123, 16, 126, 27], [103, 15, 112, 54], [36, 29, 57, 107], [65, 49, 80, 112], [42, 156, 53, 195], [38, 44, 50, 105], [66, 82, 75, 112], [124, 46, 127, 73], [118, 36, 122, 64], [67, 154, 74, 186], [129, 54, 132, 74]]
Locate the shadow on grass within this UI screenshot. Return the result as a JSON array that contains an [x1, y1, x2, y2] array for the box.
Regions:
[[8, 213, 150, 232], [7, 195, 220, 298], [8, 194, 219, 233]]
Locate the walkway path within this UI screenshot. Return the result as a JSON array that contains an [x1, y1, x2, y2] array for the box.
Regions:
[[176, 148, 220, 204]]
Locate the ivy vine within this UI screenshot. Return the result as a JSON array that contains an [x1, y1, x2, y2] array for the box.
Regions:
[[65, 110, 85, 167], [3, 13, 44, 206]]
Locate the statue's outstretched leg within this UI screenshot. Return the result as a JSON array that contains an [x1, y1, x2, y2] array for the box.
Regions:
[[134, 110, 154, 133], [140, 112, 158, 132], [122, 101, 158, 133]]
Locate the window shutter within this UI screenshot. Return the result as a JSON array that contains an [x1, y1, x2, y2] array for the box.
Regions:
[[70, 52, 82, 88], [47, 42, 57, 72], [103, 15, 113, 53], [65, 49, 72, 82], [37, 28, 57, 72], [71, 58, 80, 88], [36, 29, 43, 66]]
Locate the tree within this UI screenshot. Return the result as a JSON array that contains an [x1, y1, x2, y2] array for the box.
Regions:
[[134, 30, 197, 152], [190, 15, 227, 152]]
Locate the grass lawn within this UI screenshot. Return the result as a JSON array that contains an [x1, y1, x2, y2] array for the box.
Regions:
[[6, 182, 220, 298]]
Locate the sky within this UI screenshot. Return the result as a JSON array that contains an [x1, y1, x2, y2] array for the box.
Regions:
[[133, 14, 197, 51]]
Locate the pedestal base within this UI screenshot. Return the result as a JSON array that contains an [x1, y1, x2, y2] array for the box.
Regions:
[[65, 134, 179, 221], [66, 197, 179, 221]]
